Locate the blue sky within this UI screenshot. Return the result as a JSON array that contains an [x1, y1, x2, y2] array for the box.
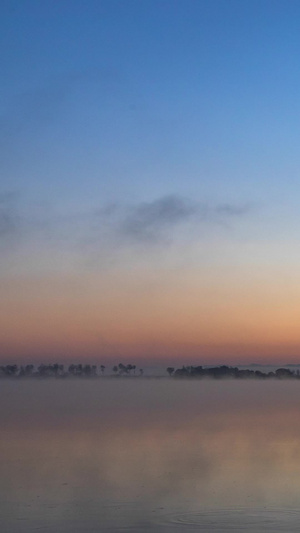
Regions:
[[1, 0, 300, 363], [3, 0, 300, 205]]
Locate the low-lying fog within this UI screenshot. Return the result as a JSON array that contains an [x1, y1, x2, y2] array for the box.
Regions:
[[1, 379, 300, 532]]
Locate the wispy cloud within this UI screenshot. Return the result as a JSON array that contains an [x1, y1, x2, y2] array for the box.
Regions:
[[105, 195, 252, 246], [119, 195, 199, 244], [0, 192, 20, 243], [0, 192, 252, 263], [216, 203, 250, 217]]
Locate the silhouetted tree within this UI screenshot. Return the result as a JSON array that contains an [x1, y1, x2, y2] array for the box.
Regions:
[[68, 364, 76, 376], [1, 365, 19, 378], [118, 363, 127, 375], [167, 367, 175, 377], [83, 364, 92, 377], [126, 364, 133, 374], [275, 368, 294, 379], [25, 364, 34, 376]]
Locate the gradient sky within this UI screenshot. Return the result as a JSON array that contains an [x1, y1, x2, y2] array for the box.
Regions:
[[2, 0, 300, 364]]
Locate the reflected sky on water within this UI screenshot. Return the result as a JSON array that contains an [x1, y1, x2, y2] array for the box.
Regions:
[[1, 379, 300, 531]]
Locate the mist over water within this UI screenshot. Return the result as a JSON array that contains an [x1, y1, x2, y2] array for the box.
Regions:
[[2, 379, 300, 531]]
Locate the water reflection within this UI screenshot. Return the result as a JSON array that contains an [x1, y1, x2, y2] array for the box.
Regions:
[[1, 380, 300, 531]]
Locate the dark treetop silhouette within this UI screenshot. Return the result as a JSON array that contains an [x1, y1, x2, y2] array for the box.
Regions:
[[0, 364, 299, 379]]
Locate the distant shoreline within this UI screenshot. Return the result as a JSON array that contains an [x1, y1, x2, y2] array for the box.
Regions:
[[0, 363, 299, 380]]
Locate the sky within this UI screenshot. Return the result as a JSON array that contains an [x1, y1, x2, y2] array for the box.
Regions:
[[1, 0, 300, 365]]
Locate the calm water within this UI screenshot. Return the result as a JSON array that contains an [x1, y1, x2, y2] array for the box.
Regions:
[[1, 379, 300, 531]]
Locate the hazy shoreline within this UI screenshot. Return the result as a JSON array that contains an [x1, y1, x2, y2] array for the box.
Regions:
[[1, 363, 300, 380]]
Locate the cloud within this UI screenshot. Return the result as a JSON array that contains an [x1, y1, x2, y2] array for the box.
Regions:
[[216, 203, 251, 217], [110, 195, 251, 245], [120, 195, 198, 244], [0, 192, 20, 243], [0, 192, 252, 264]]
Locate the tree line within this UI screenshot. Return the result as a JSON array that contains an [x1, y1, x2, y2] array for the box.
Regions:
[[166, 365, 300, 379], [0, 363, 143, 379], [0, 363, 299, 379]]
